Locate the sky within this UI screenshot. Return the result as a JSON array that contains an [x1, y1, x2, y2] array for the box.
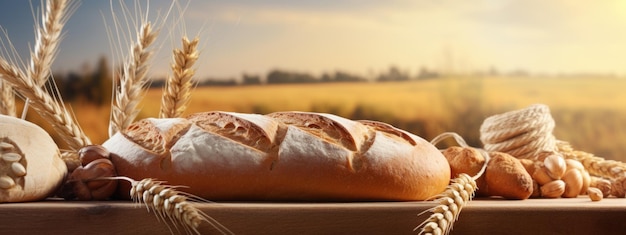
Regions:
[[1, 0, 626, 80]]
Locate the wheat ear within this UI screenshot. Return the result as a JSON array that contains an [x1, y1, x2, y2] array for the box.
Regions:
[[101, 177, 233, 235], [28, 0, 69, 85], [416, 173, 477, 235], [0, 79, 15, 116], [109, 22, 158, 136], [159, 36, 199, 118], [21, 0, 72, 119], [0, 0, 89, 166], [416, 132, 488, 235], [0, 58, 91, 150]]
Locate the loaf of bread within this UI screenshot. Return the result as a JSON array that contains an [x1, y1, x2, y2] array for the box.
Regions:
[[102, 111, 450, 201], [0, 115, 67, 202]]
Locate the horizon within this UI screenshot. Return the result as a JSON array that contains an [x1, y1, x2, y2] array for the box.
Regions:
[[1, 0, 626, 80]]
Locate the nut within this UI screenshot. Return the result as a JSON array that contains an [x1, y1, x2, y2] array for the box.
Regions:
[[565, 159, 585, 171], [532, 165, 554, 185], [540, 179, 566, 198], [62, 158, 118, 200], [587, 187, 603, 201], [543, 154, 566, 180], [78, 145, 111, 166], [580, 170, 591, 195], [561, 168, 583, 198]]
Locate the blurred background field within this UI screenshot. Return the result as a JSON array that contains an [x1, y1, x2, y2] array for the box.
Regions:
[[22, 75, 626, 162], [4, 1, 626, 162]]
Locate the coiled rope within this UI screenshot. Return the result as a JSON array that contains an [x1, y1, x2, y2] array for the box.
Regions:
[[480, 104, 557, 159]]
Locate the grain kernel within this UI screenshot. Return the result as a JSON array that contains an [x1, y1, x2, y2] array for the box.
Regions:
[[0, 142, 14, 151], [0, 176, 16, 189], [1, 152, 22, 162], [10, 162, 26, 177]]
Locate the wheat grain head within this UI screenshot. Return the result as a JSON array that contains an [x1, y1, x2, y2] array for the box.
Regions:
[[109, 21, 158, 137], [159, 36, 199, 119], [28, 0, 73, 86], [0, 58, 91, 150], [0, 0, 90, 170], [415, 133, 488, 235], [416, 173, 477, 235], [128, 178, 234, 235]]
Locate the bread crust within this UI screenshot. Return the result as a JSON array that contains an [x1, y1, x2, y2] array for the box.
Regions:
[[104, 111, 450, 201]]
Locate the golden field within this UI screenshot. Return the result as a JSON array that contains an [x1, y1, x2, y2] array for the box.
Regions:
[[27, 76, 626, 161]]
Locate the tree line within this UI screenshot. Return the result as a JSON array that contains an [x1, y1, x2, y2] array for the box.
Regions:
[[198, 66, 440, 86], [51, 56, 441, 105]]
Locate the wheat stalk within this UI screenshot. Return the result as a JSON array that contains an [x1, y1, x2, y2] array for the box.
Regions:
[[159, 36, 199, 118], [28, 0, 69, 86], [109, 22, 158, 136], [99, 177, 233, 235], [21, 0, 73, 119], [415, 132, 488, 235], [0, 0, 89, 166], [416, 173, 477, 235], [0, 58, 91, 150], [0, 79, 15, 116]]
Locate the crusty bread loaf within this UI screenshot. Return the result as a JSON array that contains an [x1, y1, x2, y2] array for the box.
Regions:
[[0, 115, 67, 202], [103, 111, 450, 201]]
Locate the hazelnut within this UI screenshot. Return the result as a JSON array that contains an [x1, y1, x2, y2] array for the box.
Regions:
[[543, 154, 566, 180], [540, 180, 565, 198], [561, 168, 583, 198]]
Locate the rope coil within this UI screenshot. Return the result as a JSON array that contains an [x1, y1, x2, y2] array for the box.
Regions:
[[480, 104, 557, 159]]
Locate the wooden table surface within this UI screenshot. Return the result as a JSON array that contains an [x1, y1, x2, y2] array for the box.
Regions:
[[1, 197, 625, 234]]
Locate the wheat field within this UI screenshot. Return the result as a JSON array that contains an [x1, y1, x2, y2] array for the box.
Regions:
[[32, 75, 626, 161]]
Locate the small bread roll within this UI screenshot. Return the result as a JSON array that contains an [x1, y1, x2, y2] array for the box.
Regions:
[[481, 152, 533, 200], [0, 115, 66, 202]]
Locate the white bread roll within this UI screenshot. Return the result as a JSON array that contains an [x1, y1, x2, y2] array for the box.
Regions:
[[103, 111, 450, 201], [0, 115, 67, 202]]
